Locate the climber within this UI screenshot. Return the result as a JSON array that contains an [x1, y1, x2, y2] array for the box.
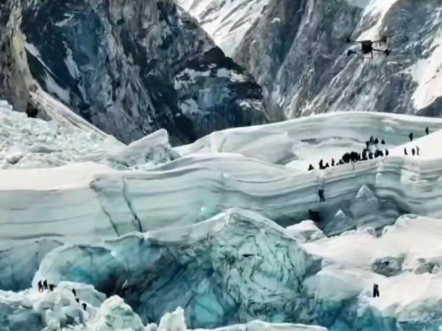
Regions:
[[374, 137, 379, 145], [325, 162, 330, 169], [318, 189, 325, 202], [72, 289, 77, 297], [370, 136, 374, 143], [385, 150, 389, 156], [76, 298, 80, 303], [43, 280, 48, 290], [37, 281, 43, 292], [331, 159, 335, 167], [319, 159, 325, 170], [416, 146, 420, 156], [425, 127, 429, 135], [381, 139, 385, 145], [365, 141, 370, 149], [26, 103, 38, 118], [82, 303, 87, 311], [412, 148, 415, 156], [404, 148, 408, 155], [409, 132, 413, 141], [373, 284, 380, 298], [369, 152, 373, 159], [308, 164, 314, 171], [345, 36, 390, 59], [49, 284, 55, 291]]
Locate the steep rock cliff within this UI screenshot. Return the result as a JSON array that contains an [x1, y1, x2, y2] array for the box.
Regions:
[[0, 0, 268, 144]]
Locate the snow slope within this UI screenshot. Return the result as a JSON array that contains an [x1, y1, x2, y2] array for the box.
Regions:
[[302, 215, 442, 329]]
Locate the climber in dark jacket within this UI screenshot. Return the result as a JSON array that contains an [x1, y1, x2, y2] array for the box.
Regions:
[[365, 141, 370, 149], [331, 159, 335, 167], [412, 148, 415, 156], [409, 132, 413, 141], [319, 159, 325, 170], [373, 284, 380, 297], [43, 280, 48, 290], [374, 138, 379, 145], [37, 281, 43, 292], [385, 150, 389, 156], [404, 148, 408, 155], [425, 127, 429, 135], [318, 189, 325, 202], [72, 289, 77, 297], [416, 146, 420, 156], [308, 164, 314, 171], [49, 284, 55, 291], [369, 152, 373, 159], [26, 103, 38, 118]]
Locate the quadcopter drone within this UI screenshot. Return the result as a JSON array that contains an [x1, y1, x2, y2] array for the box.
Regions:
[[345, 36, 391, 59]]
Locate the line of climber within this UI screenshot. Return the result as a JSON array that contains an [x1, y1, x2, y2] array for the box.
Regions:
[[309, 126, 431, 172], [37, 280, 88, 311], [308, 135, 389, 171]]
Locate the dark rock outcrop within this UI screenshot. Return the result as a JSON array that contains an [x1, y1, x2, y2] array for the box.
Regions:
[[0, 0, 268, 144]]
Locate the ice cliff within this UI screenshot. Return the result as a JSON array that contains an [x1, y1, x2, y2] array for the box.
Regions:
[[180, 0, 442, 120], [0, 0, 268, 144], [34, 208, 320, 328]]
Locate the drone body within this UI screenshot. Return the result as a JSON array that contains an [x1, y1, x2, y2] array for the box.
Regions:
[[345, 36, 391, 58]]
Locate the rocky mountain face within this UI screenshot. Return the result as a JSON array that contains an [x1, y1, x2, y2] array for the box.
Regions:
[[0, 0, 268, 145], [181, 0, 442, 121]]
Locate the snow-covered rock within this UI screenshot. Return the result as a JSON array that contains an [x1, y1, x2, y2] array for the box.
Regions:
[[0, 0, 267, 144]]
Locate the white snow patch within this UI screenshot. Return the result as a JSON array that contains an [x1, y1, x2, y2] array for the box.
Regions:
[[177, 0, 270, 57], [44, 73, 71, 103], [409, 33, 442, 109]]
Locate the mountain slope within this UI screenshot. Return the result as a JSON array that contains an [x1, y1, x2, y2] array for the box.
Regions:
[[0, 0, 268, 144], [182, 0, 442, 120]]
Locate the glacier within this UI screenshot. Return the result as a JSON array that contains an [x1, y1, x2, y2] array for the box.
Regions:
[[3, 97, 442, 288], [3, 95, 442, 330]]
